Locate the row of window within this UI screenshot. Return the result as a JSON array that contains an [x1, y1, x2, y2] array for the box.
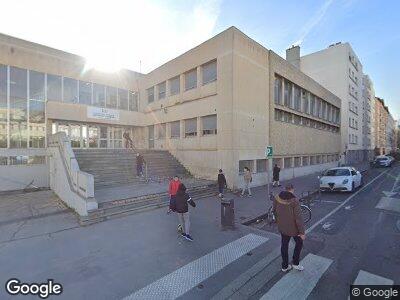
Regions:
[[349, 53, 359, 71], [274, 75, 340, 124], [238, 154, 339, 174], [349, 134, 358, 145], [274, 109, 340, 133], [349, 84, 358, 100], [0, 64, 139, 111], [349, 68, 358, 85], [349, 101, 358, 115], [153, 114, 217, 139], [349, 117, 358, 130], [0, 155, 46, 166], [147, 60, 217, 103]]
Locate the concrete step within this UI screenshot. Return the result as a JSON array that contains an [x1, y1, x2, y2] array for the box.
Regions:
[[80, 184, 217, 225]]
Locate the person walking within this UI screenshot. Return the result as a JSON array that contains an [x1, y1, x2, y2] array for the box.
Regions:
[[217, 169, 227, 198], [168, 176, 181, 214], [241, 167, 252, 197], [273, 184, 305, 272], [175, 183, 196, 241], [123, 130, 133, 149], [272, 164, 281, 187], [136, 153, 145, 177]]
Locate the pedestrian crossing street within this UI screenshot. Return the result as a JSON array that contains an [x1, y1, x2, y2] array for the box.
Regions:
[[122, 234, 396, 300]]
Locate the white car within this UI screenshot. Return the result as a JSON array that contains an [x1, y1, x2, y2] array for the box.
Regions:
[[319, 167, 363, 192], [374, 155, 394, 167]]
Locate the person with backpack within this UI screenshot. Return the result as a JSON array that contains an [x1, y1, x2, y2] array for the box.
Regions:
[[168, 175, 181, 214], [217, 169, 227, 198], [175, 183, 196, 241], [272, 164, 281, 187], [241, 167, 252, 197], [273, 184, 305, 272]]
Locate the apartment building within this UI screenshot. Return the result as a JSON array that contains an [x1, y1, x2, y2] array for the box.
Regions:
[[374, 97, 389, 155], [0, 27, 342, 191], [299, 42, 366, 164], [361, 74, 375, 160], [387, 112, 396, 153]]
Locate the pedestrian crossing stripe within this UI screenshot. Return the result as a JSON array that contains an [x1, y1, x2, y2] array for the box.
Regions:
[[376, 197, 400, 214], [123, 233, 268, 300], [259, 254, 333, 300], [353, 270, 394, 286]]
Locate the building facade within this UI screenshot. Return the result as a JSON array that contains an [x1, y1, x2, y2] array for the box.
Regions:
[[299, 42, 367, 164], [374, 97, 389, 155], [361, 74, 375, 160], [0, 27, 342, 192]]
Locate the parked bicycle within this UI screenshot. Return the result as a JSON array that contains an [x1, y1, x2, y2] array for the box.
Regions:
[[267, 192, 312, 224]]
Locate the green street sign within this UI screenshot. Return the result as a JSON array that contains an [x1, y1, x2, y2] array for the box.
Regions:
[[265, 146, 273, 158]]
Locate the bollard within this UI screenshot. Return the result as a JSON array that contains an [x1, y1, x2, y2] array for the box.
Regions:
[[221, 197, 235, 229]]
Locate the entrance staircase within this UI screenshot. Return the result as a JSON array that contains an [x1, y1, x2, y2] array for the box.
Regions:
[[73, 149, 216, 225], [74, 149, 190, 188]]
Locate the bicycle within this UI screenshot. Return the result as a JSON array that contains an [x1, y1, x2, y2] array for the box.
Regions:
[[267, 193, 312, 224]]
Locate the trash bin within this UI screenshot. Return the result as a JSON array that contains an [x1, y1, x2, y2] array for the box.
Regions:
[[221, 198, 235, 228]]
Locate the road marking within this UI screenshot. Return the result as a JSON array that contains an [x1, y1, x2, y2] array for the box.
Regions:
[[318, 200, 343, 204], [375, 197, 400, 214], [353, 270, 393, 285], [306, 169, 390, 234], [123, 233, 268, 300], [259, 254, 332, 300]]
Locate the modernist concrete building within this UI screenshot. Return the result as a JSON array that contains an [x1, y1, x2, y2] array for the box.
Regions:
[[299, 42, 370, 164], [0, 27, 342, 193], [361, 74, 375, 160]]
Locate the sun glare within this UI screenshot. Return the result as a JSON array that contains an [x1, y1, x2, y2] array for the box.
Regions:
[[84, 56, 122, 73]]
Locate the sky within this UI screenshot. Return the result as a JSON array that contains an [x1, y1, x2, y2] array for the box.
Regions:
[[0, 0, 399, 118]]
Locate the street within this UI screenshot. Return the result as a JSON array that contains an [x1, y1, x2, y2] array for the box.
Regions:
[[0, 165, 399, 299]]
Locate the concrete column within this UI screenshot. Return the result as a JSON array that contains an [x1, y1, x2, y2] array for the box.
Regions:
[[197, 117, 201, 141]]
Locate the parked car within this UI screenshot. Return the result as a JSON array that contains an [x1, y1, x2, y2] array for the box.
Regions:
[[319, 167, 363, 192], [373, 155, 394, 167]]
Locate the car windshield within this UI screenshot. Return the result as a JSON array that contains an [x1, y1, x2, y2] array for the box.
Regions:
[[324, 169, 350, 176]]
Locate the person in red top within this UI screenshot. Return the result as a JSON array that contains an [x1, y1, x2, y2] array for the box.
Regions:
[[168, 175, 181, 213]]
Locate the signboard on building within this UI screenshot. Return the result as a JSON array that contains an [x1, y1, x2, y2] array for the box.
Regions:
[[87, 106, 119, 121], [265, 146, 273, 159]]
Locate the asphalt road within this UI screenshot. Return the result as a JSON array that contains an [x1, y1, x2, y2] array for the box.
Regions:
[[251, 164, 400, 299]]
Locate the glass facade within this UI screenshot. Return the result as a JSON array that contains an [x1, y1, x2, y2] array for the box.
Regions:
[[10, 67, 28, 148], [0, 65, 7, 148]]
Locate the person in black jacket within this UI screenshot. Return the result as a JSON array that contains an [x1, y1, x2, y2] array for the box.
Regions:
[[272, 164, 281, 187], [217, 169, 227, 198], [175, 183, 196, 241]]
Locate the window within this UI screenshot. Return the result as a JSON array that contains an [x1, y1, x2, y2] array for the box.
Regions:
[[239, 160, 254, 174], [274, 77, 282, 104], [293, 85, 301, 111], [310, 156, 316, 165], [202, 115, 217, 135], [274, 109, 283, 121], [29, 100, 45, 148], [327, 104, 332, 122], [284, 157, 292, 168], [293, 115, 301, 125], [202, 60, 217, 84], [321, 101, 327, 120], [302, 90, 309, 114], [256, 159, 267, 173], [283, 111, 292, 123], [28, 156, 46, 165], [157, 123, 166, 139], [185, 118, 197, 137], [302, 156, 309, 166], [10, 67, 27, 148], [93, 84, 105, 107], [9, 155, 28, 165], [316, 98, 322, 118], [147, 87, 154, 103], [169, 76, 180, 96], [284, 80, 292, 107], [310, 94, 315, 116], [272, 158, 282, 168], [63, 77, 78, 103], [106, 86, 117, 108], [129, 91, 138, 111], [170, 121, 180, 138], [0, 156, 7, 165], [158, 82, 166, 100], [185, 69, 197, 91], [79, 81, 92, 105], [118, 89, 128, 110], [47, 74, 62, 102], [0, 65, 6, 148], [294, 157, 301, 167], [29, 71, 45, 101]]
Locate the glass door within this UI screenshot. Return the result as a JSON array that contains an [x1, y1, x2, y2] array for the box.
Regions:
[[70, 124, 81, 148], [110, 127, 123, 148], [99, 126, 108, 148], [88, 126, 99, 148]]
